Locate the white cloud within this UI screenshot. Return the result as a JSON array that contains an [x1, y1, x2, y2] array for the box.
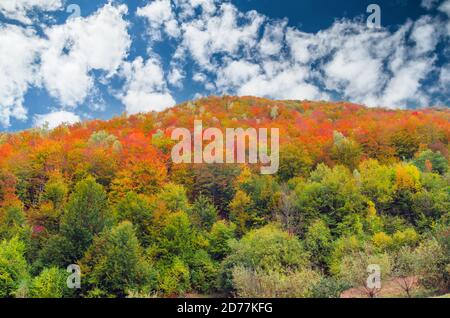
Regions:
[[381, 59, 433, 108], [323, 38, 385, 105], [0, 0, 62, 24], [411, 16, 440, 55], [33, 110, 81, 129], [258, 20, 287, 57], [439, 64, 450, 99], [179, 3, 264, 69], [137, 0, 180, 40], [238, 64, 325, 101], [439, 0, 450, 35], [0, 25, 43, 127], [120, 57, 176, 114], [168, 67, 185, 87], [421, 0, 439, 10], [285, 29, 316, 64], [216, 60, 260, 89], [40, 3, 131, 107]]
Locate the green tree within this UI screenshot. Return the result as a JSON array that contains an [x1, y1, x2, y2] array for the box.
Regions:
[[331, 131, 362, 171], [0, 204, 30, 242], [190, 195, 218, 231], [278, 143, 313, 182], [81, 221, 151, 297], [219, 224, 310, 291], [413, 150, 448, 175], [60, 177, 111, 261], [42, 176, 68, 210], [29, 267, 73, 298], [189, 250, 218, 293], [0, 237, 29, 297], [294, 164, 366, 234], [158, 257, 190, 296], [358, 159, 394, 213], [229, 190, 256, 235], [156, 183, 190, 213], [208, 220, 236, 260], [305, 219, 332, 270], [157, 211, 200, 261], [115, 192, 153, 245]]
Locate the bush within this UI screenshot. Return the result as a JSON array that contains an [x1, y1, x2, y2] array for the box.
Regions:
[[334, 246, 392, 298], [413, 150, 448, 175], [219, 224, 310, 291], [190, 195, 218, 230], [189, 250, 219, 293], [232, 266, 321, 298], [0, 237, 29, 297], [208, 220, 236, 260], [29, 267, 74, 298], [311, 277, 350, 298], [81, 222, 151, 297], [158, 257, 190, 296]]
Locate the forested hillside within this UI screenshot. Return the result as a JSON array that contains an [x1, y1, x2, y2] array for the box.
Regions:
[[0, 96, 449, 298]]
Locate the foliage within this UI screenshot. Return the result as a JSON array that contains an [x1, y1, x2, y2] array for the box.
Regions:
[[0, 97, 449, 298], [413, 150, 448, 175], [29, 267, 73, 298], [60, 177, 112, 262], [219, 224, 310, 291], [0, 237, 29, 297], [81, 222, 151, 297], [232, 266, 321, 298]]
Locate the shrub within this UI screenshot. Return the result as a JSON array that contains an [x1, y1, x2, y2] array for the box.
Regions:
[[29, 267, 74, 298], [232, 266, 321, 298]]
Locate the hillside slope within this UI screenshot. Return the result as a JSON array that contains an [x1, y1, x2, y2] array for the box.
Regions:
[[0, 96, 449, 298]]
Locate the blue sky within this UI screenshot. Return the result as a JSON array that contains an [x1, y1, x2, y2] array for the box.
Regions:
[[0, 0, 449, 132]]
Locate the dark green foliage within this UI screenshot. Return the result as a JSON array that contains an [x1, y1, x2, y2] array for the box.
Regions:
[[188, 250, 218, 293], [81, 222, 151, 297], [190, 195, 218, 231], [311, 277, 350, 298], [413, 150, 448, 175], [0, 237, 29, 297], [115, 192, 153, 245], [60, 177, 111, 262], [219, 224, 310, 291], [208, 220, 236, 260], [29, 267, 74, 298]]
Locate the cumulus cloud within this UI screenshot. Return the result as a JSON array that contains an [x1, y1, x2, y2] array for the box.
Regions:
[[0, 25, 43, 127], [258, 20, 287, 58], [120, 56, 176, 114], [421, 0, 440, 10], [177, 3, 264, 69], [137, 0, 180, 40], [0, 0, 62, 24], [33, 110, 80, 129], [40, 3, 131, 107], [147, 0, 446, 108], [411, 16, 440, 55], [439, 0, 450, 35]]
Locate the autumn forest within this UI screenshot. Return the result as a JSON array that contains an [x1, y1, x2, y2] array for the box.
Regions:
[[0, 96, 449, 298]]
